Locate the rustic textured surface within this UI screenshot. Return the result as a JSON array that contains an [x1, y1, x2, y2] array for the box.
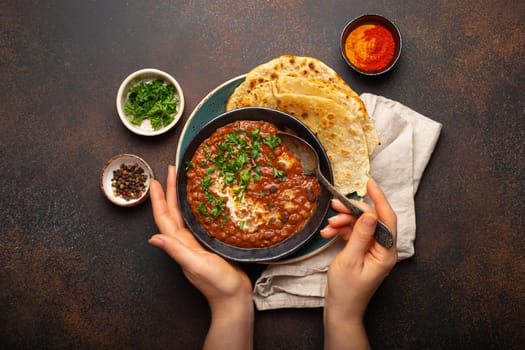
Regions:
[[1, 1, 523, 349]]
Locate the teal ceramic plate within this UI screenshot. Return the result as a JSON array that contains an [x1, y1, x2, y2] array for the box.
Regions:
[[175, 75, 340, 264]]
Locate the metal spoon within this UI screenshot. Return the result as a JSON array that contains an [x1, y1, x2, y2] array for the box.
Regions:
[[278, 132, 394, 248]]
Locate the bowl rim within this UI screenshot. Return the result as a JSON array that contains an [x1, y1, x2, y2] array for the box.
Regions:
[[116, 68, 185, 136], [340, 13, 402, 76], [176, 106, 334, 262], [100, 153, 154, 207]]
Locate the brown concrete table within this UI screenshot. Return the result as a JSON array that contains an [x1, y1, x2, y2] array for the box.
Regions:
[[1, 1, 523, 349]]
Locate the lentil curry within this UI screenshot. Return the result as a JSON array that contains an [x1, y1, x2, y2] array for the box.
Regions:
[[185, 120, 321, 248]]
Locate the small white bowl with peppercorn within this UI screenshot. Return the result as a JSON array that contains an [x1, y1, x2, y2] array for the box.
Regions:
[[116, 68, 185, 136], [100, 154, 154, 207]]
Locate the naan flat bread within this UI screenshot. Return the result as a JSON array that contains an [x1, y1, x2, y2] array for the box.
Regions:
[[227, 55, 379, 152], [228, 55, 359, 99], [273, 93, 370, 196], [272, 76, 379, 154], [226, 55, 379, 197]]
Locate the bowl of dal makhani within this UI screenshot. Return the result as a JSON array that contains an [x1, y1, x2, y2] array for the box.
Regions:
[[177, 107, 333, 263]]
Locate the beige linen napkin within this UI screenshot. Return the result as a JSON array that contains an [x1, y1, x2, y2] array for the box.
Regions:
[[252, 93, 442, 310]]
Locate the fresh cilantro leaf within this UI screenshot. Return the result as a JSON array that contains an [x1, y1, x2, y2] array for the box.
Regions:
[[273, 168, 286, 181], [197, 202, 208, 216], [264, 135, 282, 149]]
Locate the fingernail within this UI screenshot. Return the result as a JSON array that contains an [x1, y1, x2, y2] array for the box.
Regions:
[[362, 215, 376, 227], [149, 236, 165, 248]]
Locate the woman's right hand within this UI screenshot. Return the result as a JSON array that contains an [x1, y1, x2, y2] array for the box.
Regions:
[[321, 178, 397, 350]]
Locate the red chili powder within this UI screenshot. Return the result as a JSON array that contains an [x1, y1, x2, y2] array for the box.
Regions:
[[345, 23, 396, 72]]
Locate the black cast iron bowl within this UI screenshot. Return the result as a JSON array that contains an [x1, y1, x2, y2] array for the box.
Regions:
[[177, 107, 333, 263]]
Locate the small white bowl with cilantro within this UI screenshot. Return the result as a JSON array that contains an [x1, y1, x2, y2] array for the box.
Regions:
[[117, 68, 184, 136]]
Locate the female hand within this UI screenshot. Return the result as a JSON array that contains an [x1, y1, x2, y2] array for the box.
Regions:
[[149, 165, 253, 350], [321, 178, 397, 350]]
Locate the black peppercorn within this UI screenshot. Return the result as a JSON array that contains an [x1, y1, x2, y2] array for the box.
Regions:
[[111, 163, 148, 201]]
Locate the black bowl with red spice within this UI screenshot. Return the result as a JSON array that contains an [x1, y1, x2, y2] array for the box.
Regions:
[[177, 107, 333, 263], [340, 14, 402, 76]]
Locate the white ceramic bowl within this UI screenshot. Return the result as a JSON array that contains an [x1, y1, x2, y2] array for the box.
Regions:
[[116, 68, 185, 136], [100, 154, 154, 207]]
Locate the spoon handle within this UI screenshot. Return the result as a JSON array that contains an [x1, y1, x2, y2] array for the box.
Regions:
[[316, 170, 394, 248]]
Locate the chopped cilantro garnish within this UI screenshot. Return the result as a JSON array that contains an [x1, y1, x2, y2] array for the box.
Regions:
[[188, 125, 289, 227], [249, 128, 261, 139], [210, 197, 226, 218], [273, 168, 286, 181], [204, 191, 216, 204], [197, 202, 208, 216], [252, 170, 261, 181], [124, 79, 179, 130], [236, 153, 250, 168], [223, 172, 236, 185], [240, 168, 251, 187], [224, 132, 246, 147], [264, 135, 282, 149], [221, 215, 230, 228], [250, 141, 262, 158], [201, 175, 213, 190]]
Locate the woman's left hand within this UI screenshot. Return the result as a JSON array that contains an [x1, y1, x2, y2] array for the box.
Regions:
[[148, 165, 252, 306], [149, 165, 254, 350]]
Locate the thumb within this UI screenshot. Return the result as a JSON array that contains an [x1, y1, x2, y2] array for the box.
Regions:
[[344, 213, 377, 257]]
